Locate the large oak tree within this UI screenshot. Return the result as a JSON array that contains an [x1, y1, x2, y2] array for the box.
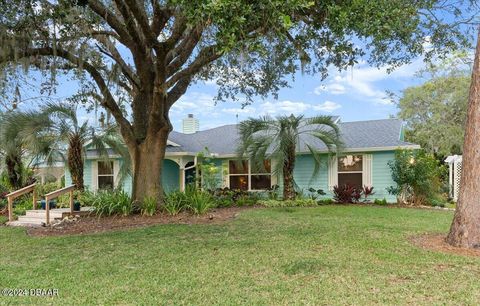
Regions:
[[0, 0, 475, 205]]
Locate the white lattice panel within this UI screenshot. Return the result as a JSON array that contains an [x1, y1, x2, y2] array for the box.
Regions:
[[454, 161, 462, 202]]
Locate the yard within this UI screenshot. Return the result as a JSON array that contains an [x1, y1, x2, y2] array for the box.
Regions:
[[1, 206, 480, 304]]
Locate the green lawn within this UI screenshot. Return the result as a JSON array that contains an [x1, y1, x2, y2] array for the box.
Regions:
[[1, 206, 480, 305]]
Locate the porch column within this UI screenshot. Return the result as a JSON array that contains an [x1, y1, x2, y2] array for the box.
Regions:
[[179, 167, 185, 192]]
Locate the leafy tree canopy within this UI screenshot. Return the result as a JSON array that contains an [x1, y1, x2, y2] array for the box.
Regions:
[[397, 52, 472, 157], [0, 0, 477, 201]]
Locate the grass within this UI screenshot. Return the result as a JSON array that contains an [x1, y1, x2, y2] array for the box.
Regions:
[[1, 206, 480, 304]]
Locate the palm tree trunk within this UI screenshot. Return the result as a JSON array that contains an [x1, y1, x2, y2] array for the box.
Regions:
[[283, 147, 296, 200], [5, 153, 22, 189], [446, 30, 480, 248], [68, 134, 84, 190]]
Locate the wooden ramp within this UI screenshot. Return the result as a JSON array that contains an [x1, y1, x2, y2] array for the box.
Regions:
[[8, 207, 93, 227]]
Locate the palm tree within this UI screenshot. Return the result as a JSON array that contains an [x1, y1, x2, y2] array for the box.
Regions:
[[237, 115, 342, 200], [0, 111, 27, 189], [4, 103, 129, 190]]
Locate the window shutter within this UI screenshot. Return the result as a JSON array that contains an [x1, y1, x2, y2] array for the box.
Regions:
[[327, 156, 338, 191], [362, 154, 373, 187], [113, 160, 120, 188], [271, 159, 278, 186], [92, 161, 98, 192], [222, 160, 229, 188]]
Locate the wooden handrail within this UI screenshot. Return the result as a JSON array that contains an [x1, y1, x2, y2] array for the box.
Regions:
[[6, 183, 36, 199], [6, 183, 37, 222], [44, 185, 76, 200], [45, 185, 76, 225]]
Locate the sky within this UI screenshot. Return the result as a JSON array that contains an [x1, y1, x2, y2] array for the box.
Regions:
[[168, 57, 427, 131], [9, 50, 457, 133]]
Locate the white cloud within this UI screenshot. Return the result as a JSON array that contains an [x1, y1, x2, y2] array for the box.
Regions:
[[314, 83, 346, 95], [313, 58, 423, 105], [313, 101, 341, 112]]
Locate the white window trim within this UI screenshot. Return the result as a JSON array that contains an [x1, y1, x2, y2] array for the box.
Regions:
[[227, 160, 272, 191], [92, 160, 119, 192], [337, 154, 364, 187]]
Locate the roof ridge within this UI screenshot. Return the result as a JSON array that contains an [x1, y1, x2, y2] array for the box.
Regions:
[[339, 118, 401, 124]]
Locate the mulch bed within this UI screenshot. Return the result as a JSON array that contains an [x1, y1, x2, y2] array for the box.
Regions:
[[410, 233, 480, 257], [27, 206, 255, 237]]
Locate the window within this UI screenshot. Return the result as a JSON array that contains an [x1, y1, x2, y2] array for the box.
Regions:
[[338, 155, 363, 188], [98, 161, 114, 190], [228, 160, 271, 190]]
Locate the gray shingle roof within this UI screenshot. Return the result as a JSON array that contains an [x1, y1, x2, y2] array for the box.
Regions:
[[165, 118, 418, 155]]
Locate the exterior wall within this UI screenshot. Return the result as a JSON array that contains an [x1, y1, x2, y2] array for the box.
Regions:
[[64, 160, 92, 189], [66, 159, 179, 194], [69, 151, 397, 202], [214, 152, 396, 201], [371, 151, 397, 202]]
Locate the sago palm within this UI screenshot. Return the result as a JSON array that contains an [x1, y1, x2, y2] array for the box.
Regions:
[[237, 114, 343, 200], [6, 103, 129, 190]]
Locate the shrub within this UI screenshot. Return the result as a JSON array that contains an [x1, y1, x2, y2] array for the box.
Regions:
[[374, 198, 388, 205], [187, 190, 214, 215], [164, 190, 188, 215], [141, 196, 157, 216], [209, 187, 261, 207], [197, 150, 221, 190], [0, 215, 7, 225], [362, 186, 375, 202], [35, 183, 61, 197], [267, 185, 280, 200], [318, 198, 334, 205], [12, 195, 33, 216], [92, 189, 133, 217], [258, 199, 317, 207], [333, 184, 359, 203], [333, 185, 376, 204], [387, 149, 447, 206], [307, 187, 326, 200]]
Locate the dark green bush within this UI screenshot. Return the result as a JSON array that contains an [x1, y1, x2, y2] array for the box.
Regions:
[[387, 149, 447, 206]]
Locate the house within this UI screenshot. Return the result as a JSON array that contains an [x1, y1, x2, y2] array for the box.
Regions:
[[65, 117, 419, 202]]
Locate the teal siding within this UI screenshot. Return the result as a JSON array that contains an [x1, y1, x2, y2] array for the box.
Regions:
[[372, 151, 397, 203], [77, 158, 179, 194], [64, 160, 92, 190], [292, 154, 329, 196], [118, 159, 132, 194], [76, 151, 397, 202]]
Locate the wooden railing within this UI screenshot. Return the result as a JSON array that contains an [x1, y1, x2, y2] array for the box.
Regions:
[[44, 185, 76, 225], [6, 183, 37, 222]]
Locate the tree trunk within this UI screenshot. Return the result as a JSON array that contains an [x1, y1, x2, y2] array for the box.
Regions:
[[68, 134, 84, 190], [283, 148, 296, 200], [129, 128, 169, 209], [5, 153, 22, 189], [446, 30, 480, 248]]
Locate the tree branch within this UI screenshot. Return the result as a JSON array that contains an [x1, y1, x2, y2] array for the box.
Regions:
[[0, 46, 135, 145], [93, 34, 140, 88], [112, 0, 146, 47], [166, 45, 221, 89], [123, 0, 157, 45], [151, 2, 172, 37], [166, 25, 203, 76], [87, 0, 134, 47]]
